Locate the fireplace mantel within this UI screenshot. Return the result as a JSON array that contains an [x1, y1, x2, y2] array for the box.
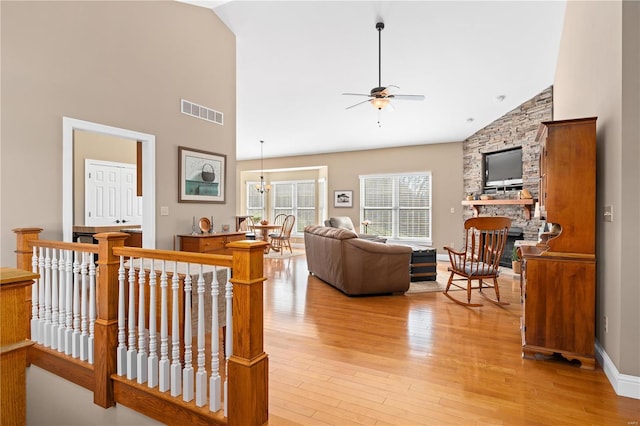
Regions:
[[461, 199, 535, 220]]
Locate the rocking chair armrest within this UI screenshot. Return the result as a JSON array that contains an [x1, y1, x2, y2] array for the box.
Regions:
[[443, 246, 465, 256], [443, 245, 467, 269]]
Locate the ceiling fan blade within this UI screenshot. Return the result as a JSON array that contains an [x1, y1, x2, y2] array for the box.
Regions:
[[345, 99, 372, 110], [342, 93, 371, 97], [391, 94, 426, 101]]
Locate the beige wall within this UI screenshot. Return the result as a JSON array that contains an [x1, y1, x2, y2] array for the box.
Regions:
[[554, 0, 639, 377], [236, 142, 464, 251], [1, 1, 237, 264]]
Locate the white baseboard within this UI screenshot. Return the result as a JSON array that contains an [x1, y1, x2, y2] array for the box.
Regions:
[[595, 339, 640, 399]]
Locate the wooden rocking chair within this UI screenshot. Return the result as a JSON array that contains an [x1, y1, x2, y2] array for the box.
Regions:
[[443, 216, 511, 307]]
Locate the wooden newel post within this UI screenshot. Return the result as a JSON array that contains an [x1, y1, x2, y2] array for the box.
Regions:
[[13, 228, 43, 341], [226, 240, 269, 426], [13, 228, 43, 271], [93, 232, 128, 408], [0, 268, 38, 426]]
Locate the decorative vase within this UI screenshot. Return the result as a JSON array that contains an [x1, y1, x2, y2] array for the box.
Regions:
[[260, 219, 268, 225]]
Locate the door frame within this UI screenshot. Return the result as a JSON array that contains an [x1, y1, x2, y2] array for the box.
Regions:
[[62, 117, 156, 248]]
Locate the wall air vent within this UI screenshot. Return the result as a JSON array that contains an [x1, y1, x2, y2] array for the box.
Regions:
[[181, 99, 224, 126]]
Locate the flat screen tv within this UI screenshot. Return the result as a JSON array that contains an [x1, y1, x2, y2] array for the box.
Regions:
[[483, 147, 523, 190]]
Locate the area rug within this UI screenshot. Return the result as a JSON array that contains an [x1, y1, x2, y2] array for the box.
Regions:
[[406, 272, 456, 294], [264, 249, 305, 260]]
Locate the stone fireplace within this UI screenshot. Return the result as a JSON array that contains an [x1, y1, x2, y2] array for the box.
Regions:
[[462, 86, 553, 243]]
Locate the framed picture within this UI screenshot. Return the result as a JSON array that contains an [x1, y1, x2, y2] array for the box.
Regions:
[[178, 146, 226, 203], [334, 190, 353, 208]]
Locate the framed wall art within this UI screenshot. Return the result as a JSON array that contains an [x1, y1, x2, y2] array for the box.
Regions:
[[178, 146, 226, 203], [334, 190, 353, 208]]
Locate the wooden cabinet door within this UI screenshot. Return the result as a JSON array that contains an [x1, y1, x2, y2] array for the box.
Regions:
[[524, 258, 595, 356]]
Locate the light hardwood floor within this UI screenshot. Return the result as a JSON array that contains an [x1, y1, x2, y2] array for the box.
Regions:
[[261, 254, 639, 425]]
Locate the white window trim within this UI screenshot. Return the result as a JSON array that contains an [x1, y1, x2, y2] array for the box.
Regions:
[[359, 171, 432, 245]]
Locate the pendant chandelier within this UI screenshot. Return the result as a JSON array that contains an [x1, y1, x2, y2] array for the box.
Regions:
[[255, 140, 271, 194]]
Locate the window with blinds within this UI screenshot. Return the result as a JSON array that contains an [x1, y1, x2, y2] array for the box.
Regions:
[[246, 181, 265, 220], [272, 180, 317, 234], [360, 173, 431, 241]]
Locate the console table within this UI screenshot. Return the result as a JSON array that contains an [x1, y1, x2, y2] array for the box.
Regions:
[[73, 225, 142, 247], [178, 232, 246, 254]]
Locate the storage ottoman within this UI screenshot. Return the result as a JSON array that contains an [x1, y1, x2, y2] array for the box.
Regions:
[[409, 247, 437, 282]]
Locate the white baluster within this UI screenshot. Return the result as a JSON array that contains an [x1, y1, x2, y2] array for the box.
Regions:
[[57, 249, 67, 353], [127, 256, 137, 380], [137, 258, 148, 384], [183, 265, 194, 402], [43, 247, 52, 347], [88, 253, 96, 364], [37, 247, 46, 344], [31, 246, 40, 342], [65, 250, 74, 356], [170, 262, 182, 397], [148, 259, 158, 388], [72, 251, 81, 358], [159, 261, 170, 392], [209, 267, 221, 412], [195, 264, 207, 407], [50, 248, 59, 350], [80, 252, 89, 361], [117, 256, 127, 376], [224, 268, 232, 417]]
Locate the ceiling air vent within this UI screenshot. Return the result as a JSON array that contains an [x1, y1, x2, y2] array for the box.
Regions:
[[181, 99, 224, 126]]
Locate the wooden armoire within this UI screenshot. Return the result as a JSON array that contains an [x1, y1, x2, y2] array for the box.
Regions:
[[520, 117, 597, 370]]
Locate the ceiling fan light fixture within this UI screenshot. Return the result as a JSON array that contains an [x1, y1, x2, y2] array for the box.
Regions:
[[342, 21, 424, 119], [371, 97, 390, 110]]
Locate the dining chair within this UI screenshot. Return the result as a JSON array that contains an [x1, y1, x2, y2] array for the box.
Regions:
[[442, 216, 511, 307], [239, 216, 256, 240], [272, 213, 287, 227], [269, 215, 296, 255]]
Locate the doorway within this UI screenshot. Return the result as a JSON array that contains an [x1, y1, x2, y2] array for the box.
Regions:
[[62, 117, 156, 248]]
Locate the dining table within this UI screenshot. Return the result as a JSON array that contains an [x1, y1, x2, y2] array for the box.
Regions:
[[252, 224, 282, 253]]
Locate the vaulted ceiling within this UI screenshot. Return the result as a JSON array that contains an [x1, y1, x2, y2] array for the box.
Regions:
[[182, 1, 566, 160]]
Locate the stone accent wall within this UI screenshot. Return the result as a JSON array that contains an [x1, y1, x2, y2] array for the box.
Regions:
[[463, 86, 553, 240]]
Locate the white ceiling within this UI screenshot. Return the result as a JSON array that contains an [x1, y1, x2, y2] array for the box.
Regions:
[[182, 1, 566, 161]]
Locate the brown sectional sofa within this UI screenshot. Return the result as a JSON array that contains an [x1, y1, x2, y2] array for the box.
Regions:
[[304, 225, 412, 296]]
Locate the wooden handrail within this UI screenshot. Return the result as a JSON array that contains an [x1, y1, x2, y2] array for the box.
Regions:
[[12, 228, 270, 425]]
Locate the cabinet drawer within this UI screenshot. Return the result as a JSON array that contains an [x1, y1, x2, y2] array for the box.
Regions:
[[201, 239, 225, 252]]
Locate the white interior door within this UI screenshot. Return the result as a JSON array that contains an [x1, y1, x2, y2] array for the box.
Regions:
[[85, 160, 142, 226], [119, 166, 143, 225]]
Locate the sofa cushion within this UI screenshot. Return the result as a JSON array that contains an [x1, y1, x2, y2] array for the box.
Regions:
[[327, 216, 356, 231], [305, 224, 358, 240], [324, 217, 386, 242]]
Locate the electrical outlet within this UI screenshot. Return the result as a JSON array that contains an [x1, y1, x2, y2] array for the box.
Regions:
[[160, 206, 169, 216], [450, 207, 455, 213], [604, 315, 608, 333]]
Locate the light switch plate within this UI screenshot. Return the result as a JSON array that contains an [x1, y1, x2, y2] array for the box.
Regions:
[[160, 206, 169, 216]]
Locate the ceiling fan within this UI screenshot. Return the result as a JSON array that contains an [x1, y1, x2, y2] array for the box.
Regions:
[[342, 22, 425, 114]]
